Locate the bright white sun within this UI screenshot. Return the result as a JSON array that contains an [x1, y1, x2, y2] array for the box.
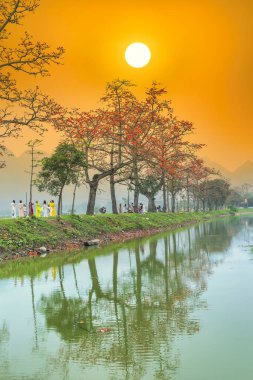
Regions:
[[125, 42, 151, 68]]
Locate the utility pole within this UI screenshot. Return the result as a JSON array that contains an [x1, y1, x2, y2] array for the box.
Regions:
[[26, 139, 43, 216]]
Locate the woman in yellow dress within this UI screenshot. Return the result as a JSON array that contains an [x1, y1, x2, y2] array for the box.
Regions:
[[49, 200, 56, 217], [35, 201, 42, 218]]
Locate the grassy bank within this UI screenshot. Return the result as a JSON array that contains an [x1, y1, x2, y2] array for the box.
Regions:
[[0, 210, 233, 262]]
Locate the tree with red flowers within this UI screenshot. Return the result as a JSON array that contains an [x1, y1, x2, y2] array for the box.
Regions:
[[53, 107, 135, 214], [100, 79, 137, 213], [123, 82, 172, 210]]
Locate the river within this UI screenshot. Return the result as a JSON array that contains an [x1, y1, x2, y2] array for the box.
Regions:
[[0, 216, 253, 380]]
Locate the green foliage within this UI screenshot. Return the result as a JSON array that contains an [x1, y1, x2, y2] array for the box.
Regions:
[[228, 205, 238, 213], [139, 175, 162, 197], [201, 178, 230, 210], [36, 142, 86, 196]]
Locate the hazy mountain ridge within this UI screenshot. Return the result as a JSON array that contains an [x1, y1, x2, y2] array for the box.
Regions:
[[204, 158, 253, 186]]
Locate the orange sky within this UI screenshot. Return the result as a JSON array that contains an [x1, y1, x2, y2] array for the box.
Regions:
[[5, 0, 253, 170]]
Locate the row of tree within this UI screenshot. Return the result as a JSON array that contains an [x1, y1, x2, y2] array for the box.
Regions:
[[33, 79, 231, 215]]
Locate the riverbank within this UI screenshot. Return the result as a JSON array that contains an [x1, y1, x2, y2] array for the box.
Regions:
[[0, 210, 236, 263]]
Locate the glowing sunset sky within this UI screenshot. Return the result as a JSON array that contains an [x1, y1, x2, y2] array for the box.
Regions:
[[6, 0, 253, 170]]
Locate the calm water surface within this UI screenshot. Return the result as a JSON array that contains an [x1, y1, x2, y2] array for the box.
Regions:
[[0, 216, 253, 380]]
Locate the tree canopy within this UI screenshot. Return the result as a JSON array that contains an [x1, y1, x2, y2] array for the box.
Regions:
[[36, 142, 86, 216]]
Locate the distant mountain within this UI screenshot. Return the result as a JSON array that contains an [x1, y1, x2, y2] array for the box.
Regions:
[[203, 158, 253, 186], [203, 158, 233, 180], [232, 161, 253, 186]]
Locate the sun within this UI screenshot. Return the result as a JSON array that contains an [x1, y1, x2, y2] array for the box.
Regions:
[[125, 42, 151, 68]]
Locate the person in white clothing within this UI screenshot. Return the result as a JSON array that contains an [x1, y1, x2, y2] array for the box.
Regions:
[[42, 200, 48, 217], [18, 200, 24, 217], [11, 200, 16, 218]]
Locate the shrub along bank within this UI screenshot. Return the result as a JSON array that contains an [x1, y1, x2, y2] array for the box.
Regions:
[[0, 210, 232, 262]]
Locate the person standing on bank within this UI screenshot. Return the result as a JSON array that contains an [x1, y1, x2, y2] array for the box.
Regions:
[[11, 200, 16, 218], [18, 200, 24, 217], [35, 201, 41, 218], [42, 200, 48, 217], [49, 200, 56, 217]]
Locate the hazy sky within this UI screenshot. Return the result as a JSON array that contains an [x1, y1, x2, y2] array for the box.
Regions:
[[5, 0, 253, 170]]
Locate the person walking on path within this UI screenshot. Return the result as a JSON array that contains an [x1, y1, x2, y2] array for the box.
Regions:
[[11, 200, 16, 218], [18, 200, 24, 217], [118, 203, 122, 213]]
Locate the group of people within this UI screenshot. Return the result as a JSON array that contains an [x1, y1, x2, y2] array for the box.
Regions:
[[118, 203, 146, 214], [11, 200, 56, 218]]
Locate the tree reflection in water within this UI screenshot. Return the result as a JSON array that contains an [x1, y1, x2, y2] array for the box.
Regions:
[[0, 322, 10, 376], [37, 218, 241, 379]]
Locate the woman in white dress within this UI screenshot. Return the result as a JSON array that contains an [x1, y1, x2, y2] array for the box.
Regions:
[[42, 200, 48, 217], [18, 200, 24, 217], [11, 200, 16, 218]]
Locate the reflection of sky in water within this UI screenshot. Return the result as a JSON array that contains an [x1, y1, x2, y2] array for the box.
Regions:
[[0, 217, 253, 380], [175, 226, 253, 380]]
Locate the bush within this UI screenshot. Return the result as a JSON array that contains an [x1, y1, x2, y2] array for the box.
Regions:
[[228, 205, 238, 213]]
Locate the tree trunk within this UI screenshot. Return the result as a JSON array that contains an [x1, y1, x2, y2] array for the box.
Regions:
[[171, 193, 176, 213], [110, 174, 118, 214], [134, 188, 139, 210], [86, 180, 99, 215], [85, 162, 130, 215], [186, 178, 190, 212], [57, 188, 63, 217], [167, 188, 170, 212], [195, 198, 200, 212], [148, 196, 156, 212], [162, 177, 167, 212], [133, 161, 139, 209], [71, 175, 79, 214]]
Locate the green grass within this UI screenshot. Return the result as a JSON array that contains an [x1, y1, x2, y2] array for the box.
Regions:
[[236, 208, 253, 213], [0, 210, 232, 258]]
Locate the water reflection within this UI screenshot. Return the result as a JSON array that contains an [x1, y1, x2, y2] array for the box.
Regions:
[[0, 217, 246, 379]]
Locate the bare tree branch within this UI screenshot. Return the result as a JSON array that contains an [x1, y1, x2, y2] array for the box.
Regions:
[[0, 1, 40, 36], [0, 0, 64, 168]]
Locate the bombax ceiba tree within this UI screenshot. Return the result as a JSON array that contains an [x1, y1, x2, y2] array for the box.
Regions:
[[0, 0, 64, 167]]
